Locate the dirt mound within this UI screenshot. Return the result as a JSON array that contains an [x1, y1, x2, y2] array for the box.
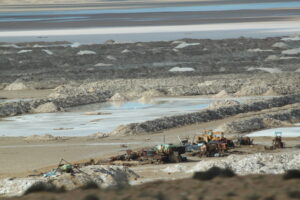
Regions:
[[138, 89, 164, 103], [272, 42, 289, 49], [4, 81, 30, 91], [235, 84, 268, 96], [111, 123, 144, 135], [138, 96, 153, 104], [263, 88, 279, 96], [88, 132, 109, 138], [48, 85, 74, 98], [104, 40, 115, 45], [208, 100, 240, 109], [212, 90, 231, 98], [282, 48, 300, 55], [265, 55, 280, 61], [189, 151, 300, 175], [110, 93, 128, 101], [32, 102, 58, 113], [0, 165, 137, 197], [77, 50, 96, 55], [141, 89, 164, 98], [24, 134, 60, 141], [169, 67, 195, 72]]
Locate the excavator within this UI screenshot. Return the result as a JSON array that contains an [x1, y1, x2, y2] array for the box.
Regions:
[[265, 131, 285, 150]]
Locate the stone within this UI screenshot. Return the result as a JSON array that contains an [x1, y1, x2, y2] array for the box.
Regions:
[[272, 42, 289, 49]]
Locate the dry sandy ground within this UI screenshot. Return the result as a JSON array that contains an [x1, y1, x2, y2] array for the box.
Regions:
[[0, 90, 52, 100], [4, 174, 300, 200], [0, 117, 299, 179], [1, 89, 300, 179]]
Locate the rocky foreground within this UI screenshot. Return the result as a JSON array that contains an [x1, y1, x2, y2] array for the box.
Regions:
[[0, 165, 138, 197], [1, 150, 300, 199], [163, 150, 300, 175], [4, 174, 300, 200]]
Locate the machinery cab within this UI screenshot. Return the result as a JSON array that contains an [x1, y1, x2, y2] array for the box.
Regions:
[[203, 129, 224, 140], [273, 131, 284, 148], [274, 131, 282, 137]]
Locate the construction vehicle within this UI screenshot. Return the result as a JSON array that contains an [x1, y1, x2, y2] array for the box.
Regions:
[[110, 144, 187, 164], [154, 144, 186, 163], [194, 129, 221, 143], [272, 132, 285, 149], [237, 136, 254, 145], [192, 130, 234, 157], [264, 132, 285, 150], [194, 130, 234, 147]]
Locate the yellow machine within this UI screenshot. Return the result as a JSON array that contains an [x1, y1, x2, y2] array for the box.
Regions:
[[194, 129, 224, 144]]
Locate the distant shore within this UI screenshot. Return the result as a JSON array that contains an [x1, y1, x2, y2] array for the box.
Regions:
[[1, 0, 300, 43]]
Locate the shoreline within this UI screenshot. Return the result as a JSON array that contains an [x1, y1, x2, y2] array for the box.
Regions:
[[1, 20, 300, 43]]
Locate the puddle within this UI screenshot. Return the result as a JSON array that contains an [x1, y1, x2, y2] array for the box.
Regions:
[[247, 126, 300, 137]]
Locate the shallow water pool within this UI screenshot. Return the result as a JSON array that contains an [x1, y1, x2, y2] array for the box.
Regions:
[[247, 126, 300, 137], [0, 96, 271, 137], [0, 97, 213, 136]]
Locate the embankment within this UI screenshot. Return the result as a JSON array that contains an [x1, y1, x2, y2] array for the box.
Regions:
[[218, 104, 300, 134], [111, 94, 300, 135], [0, 91, 111, 117]]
